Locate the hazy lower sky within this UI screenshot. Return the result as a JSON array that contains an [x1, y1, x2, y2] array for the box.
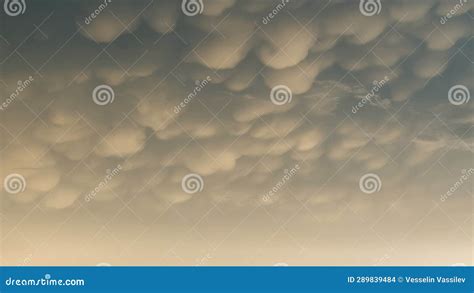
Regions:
[[1, 0, 473, 266]]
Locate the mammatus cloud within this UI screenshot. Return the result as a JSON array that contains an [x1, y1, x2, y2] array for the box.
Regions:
[[1, 0, 472, 209]]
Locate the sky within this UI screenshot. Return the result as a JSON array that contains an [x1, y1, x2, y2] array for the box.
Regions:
[[0, 0, 473, 266]]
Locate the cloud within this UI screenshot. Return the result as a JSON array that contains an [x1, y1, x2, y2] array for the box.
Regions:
[[0, 0, 472, 219]]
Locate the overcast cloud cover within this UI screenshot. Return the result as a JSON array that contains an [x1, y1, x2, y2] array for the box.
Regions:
[[0, 0, 473, 265]]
